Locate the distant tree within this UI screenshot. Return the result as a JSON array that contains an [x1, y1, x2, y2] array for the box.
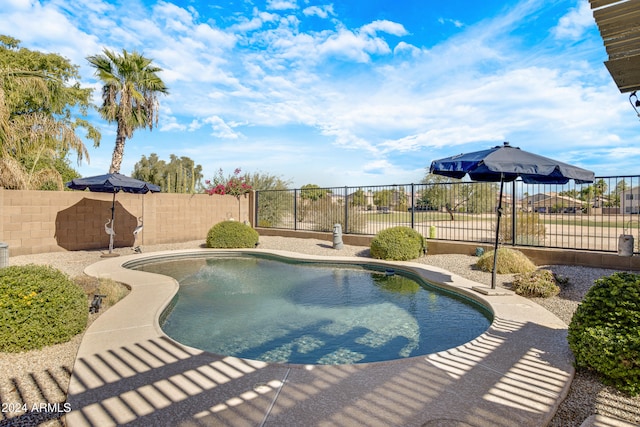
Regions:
[[559, 189, 580, 199], [245, 171, 292, 227], [132, 153, 203, 193], [606, 180, 629, 207], [373, 189, 393, 208], [131, 153, 166, 187], [419, 173, 457, 219], [300, 184, 331, 201], [243, 171, 291, 191], [419, 172, 496, 220], [87, 48, 168, 174], [593, 179, 608, 207], [165, 155, 203, 193], [580, 185, 595, 205], [0, 35, 98, 189], [373, 188, 407, 211], [350, 188, 367, 207]]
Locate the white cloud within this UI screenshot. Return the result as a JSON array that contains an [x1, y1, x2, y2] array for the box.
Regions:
[[266, 0, 298, 11], [553, 1, 595, 40], [360, 20, 408, 37], [5, 0, 638, 186], [4, 0, 36, 11], [438, 17, 464, 28], [362, 159, 393, 174], [203, 116, 243, 139], [303, 5, 334, 19], [316, 26, 397, 62]]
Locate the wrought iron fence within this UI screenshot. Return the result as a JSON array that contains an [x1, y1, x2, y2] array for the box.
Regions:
[[255, 176, 640, 253]]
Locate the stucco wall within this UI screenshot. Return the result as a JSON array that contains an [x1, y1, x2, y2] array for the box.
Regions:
[[0, 188, 253, 256]]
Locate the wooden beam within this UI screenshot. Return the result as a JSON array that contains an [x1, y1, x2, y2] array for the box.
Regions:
[[594, 0, 640, 22], [605, 55, 640, 92], [590, 0, 640, 91], [590, 0, 632, 10], [606, 33, 640, 59]]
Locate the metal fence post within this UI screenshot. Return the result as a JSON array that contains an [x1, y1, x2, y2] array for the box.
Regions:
[[411, 183, 415, 230], [344, 186, 349, 233], [294, 189, 298, 231], [254, 190, 259, 227]]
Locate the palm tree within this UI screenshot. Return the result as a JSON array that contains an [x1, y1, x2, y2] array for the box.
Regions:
[[87, 49, 168, 174], [0, 69, 89, 190]]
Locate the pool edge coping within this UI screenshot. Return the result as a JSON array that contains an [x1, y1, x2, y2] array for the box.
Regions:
[[66, 248, 575, 427]]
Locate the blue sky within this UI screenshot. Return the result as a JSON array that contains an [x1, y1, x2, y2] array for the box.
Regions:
[[2, 0, 637, 187]]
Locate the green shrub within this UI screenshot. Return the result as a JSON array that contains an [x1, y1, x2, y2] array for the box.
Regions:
[[512, 270, 560, 297], [568, 272, 640, 396], [206, 220, 259, 248], [370, 226, 426, 261], [0, 265, 88, 352], [475, 248, 536, 274]]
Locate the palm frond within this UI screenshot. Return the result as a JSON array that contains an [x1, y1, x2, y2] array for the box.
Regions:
[[0, 157, 28, 189]]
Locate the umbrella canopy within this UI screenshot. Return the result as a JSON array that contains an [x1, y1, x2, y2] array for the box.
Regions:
[[66, 173, 161, 194], [66, 173, 160, 255], [430, 142, 595, 289], [429, 142, 595, 184]]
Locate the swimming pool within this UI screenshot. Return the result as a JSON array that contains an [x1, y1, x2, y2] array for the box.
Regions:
[[130, 253, 492, 365]]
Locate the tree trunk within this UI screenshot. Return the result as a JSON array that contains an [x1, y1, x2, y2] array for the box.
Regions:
[[445, 204, 455, 221], [109, 133, 126, 174]]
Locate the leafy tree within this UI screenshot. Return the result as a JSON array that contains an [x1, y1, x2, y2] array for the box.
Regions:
[[593, 178, 608, 207], [350, 188, 367, 207], [373, 189, 393, 207], [297, 184, 331, 222], [132, 153, 203, 193], [247, 171, 292, 227], [419, 172, 496, 220], [373, 188, 407, 211], [0, 35, 98, 189], [559, 189, 580, 199], [419, 173, 456, 210], [131, 153, 166, 187], [300, 184, 331, 201], [606, 180, 629, 207], [243, 171, 291, 191], [87, 48, 168, 174]]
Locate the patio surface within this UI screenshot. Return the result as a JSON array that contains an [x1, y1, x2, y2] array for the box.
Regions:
[[64, 248, 575, 427]]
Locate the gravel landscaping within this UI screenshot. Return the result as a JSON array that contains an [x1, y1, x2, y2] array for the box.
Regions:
[[1, 236, 639, 427]]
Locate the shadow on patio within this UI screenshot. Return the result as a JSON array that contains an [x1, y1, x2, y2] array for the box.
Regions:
[[63, 316, 573, 427]]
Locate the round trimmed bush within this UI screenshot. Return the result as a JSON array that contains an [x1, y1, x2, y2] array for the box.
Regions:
[[370, 226, 426, 261], [206, 220, 259, 248], [475, 248, 536, 274], [568, 272, 640, 396], [0, 265, 88, 352], [512, 270, 560, 298]]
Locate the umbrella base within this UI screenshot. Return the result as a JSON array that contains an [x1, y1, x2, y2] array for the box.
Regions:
[[100, 252, 121, 258]]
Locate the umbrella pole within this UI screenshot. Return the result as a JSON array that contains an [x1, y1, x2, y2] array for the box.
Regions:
[[491, 176, 504, 289], [109, 192, 115, 254]]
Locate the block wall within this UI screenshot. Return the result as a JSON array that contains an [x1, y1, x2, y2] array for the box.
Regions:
[[0, 188, 253, 256]]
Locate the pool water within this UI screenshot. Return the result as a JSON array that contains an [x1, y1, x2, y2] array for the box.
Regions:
[[133, 255, 492, 365]]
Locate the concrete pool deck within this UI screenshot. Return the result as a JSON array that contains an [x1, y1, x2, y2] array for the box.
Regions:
[[64, 248, 574, 427]]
